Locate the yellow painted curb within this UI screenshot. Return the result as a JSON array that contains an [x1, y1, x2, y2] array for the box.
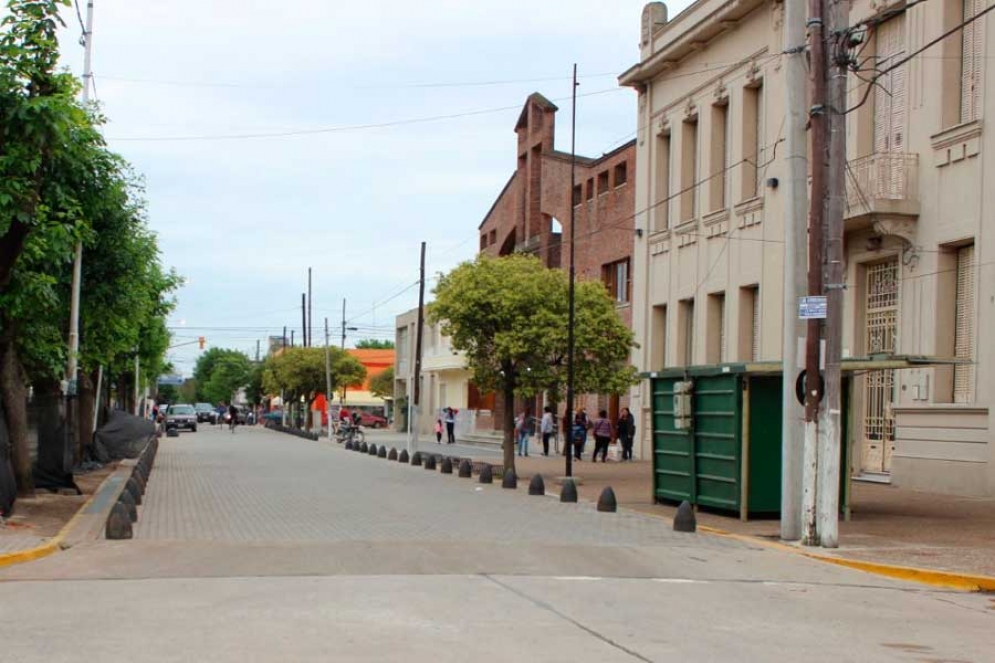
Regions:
[[0, 469, 115, 570]]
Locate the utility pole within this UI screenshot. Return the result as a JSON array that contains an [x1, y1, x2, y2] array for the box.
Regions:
[[307, 267, 313, 348], [301, 293, 307, 348], [290, 330, 295, 348], [803, 0, 829, 547], [409, 242, 427, 454], [133, 350, 140, 417], [324, 317, 332, 441], [255, 340, 260, 363], [780, 0, 810, 542], [818, 0, 850, 549], [339, 299, 347, 407], [564, 64, 579, 479], [283, 326, 287, 349]]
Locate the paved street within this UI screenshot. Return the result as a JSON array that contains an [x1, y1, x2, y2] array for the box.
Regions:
[[1, 425, 992, 662]]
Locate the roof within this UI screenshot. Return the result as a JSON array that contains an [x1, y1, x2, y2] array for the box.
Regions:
[[515, 92, 559, 130], [346, 348, 395, 390]]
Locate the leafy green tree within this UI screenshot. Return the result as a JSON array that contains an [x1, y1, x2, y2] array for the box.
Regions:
[[369, 366, 394, 400], [262, 347, 365, 429], [157, 384, 179, 404], [245, 363, 265, 407], [355, 339, 394, 350], [198, 351, 251, 404], [178, 379, 198, 404], [430, 254, 637, 472]]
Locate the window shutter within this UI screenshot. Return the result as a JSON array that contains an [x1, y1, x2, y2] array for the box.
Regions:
[[962, 0, 984, 124], [874, 17, 907, 153], [954, 244, 976, 403]]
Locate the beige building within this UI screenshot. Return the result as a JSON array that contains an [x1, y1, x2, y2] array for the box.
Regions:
[[621, 1, 992, 496]]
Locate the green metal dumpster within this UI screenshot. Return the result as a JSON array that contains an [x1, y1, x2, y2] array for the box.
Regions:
[[649, 363, 849, 520]]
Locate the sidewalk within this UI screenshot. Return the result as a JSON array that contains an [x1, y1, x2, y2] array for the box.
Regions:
[[470, 452, 995, 580]]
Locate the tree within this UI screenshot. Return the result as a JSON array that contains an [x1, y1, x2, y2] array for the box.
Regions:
[[157, 384, 179, 404], [178, 379, 198, 404], [194, 350, 251, 404], [430, 254, 637, 472], [262, 347, 365, 429], [369, 366, 394, 400], [355, 339, 394, 349]]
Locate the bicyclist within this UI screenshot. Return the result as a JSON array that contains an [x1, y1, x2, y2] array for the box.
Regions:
[[228, 403, 239, 433]]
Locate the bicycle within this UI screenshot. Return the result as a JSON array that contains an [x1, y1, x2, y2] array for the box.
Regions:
[[334, 424, 364, 446]]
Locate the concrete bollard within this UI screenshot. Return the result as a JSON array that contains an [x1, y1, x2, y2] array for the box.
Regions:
[[130, 469, 146, 495], [388, 448, 398, 461], [479, 464, 493, 484], [458, 459, 472, 478], [125, 477, 143, 506], [411, 451, 423, 467], [440, 457, 453, 474], [399, 449, 410, 463], [674, 500, 697, 533], [424, 455, 437, 470], [368, 444, 378, 456], [345, 440, 353, 450], [597, 487, 618, 513], [166, 427, 179, 438], [502, 469, 517, 489], [360, 442, 369, 453], [378, 446, 387, 459], [560, 479, 578, 503], [118, 490, 138, 523], [105, 502, 133, 540], [528, 474, 545, 496]]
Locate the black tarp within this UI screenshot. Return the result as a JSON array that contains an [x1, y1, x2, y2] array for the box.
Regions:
[[31, 389, 79, 494], [94, 409, 155, 460], [0, 401, 17, 517]]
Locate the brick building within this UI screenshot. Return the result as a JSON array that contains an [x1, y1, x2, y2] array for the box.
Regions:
[[477, 93, 637, 431]]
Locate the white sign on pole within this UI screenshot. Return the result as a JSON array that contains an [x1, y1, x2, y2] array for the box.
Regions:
[[798, 296, 828, 320]]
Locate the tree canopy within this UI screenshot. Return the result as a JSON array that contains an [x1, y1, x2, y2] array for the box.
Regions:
[[369, 366, 394, 400], [262, 347, 366, 418], [355, 339, 394, 349], [430, 254, 637, 471], [193, 348, 252, 404]]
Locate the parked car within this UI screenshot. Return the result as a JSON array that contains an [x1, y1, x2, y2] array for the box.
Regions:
[[195, 403, 218, 424], [359, 412, 387, 429], [166, 404, 198, 432]]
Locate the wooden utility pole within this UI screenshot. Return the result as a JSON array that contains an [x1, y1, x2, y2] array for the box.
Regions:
[[301, 293, 307, 348], [803, 0, 829, 547], [324, 317, 332, 441], [307, 267, 313, 348], [819, 0, 850, 549], [408, 242, 427, 454], [565, 63, 579, 479]]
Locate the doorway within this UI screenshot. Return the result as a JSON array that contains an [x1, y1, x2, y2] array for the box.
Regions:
[[860, 259, 899, 476]]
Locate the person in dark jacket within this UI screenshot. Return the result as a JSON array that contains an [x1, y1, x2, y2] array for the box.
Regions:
[[592, 410, 613, 462], [616, 407, 636, 461]]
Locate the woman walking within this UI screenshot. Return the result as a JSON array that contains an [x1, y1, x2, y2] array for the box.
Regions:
[[616, 407, 636, 461], [571, 407, 589, 461], [444, 407, 457, 444], [540, 406, 554, 456], [592, 410, 613, 462], [516, 407, 534, 457]]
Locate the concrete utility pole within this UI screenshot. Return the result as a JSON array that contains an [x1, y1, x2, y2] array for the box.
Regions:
[[780, 0, 810, 542], [301, 293, 307, 348], [818, 0, 850, 549], [307, 268, 313, 348], [408, 242, 427, 454], [133, 350, 140, 417], [324, 317, 332, 441], [564, 63, 579, 479], [803, 0, 829, 547]]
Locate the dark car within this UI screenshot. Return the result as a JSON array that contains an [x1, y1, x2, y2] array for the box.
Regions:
[[194, 403, 217, 424], [165, 404, 198, 432], [359, 412, 387, 429]]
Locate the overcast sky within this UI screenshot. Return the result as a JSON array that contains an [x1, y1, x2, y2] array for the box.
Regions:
[[51, 0, 694, 376]]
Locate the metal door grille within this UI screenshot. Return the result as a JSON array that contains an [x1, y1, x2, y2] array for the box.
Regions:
[[863, 260, 899, 471]]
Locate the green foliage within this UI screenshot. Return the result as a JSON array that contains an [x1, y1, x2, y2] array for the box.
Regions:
[[245, 363, 265, 406], [355, 338, 394, 349], [193, 348, 251, 403], [369, 366, 394, 400], [157, 384, 178, 404], [178, 379, 197, 404], [262, 347, 366, 407]]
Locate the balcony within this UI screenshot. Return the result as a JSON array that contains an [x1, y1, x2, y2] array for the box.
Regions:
[[845, 152, 920, 229]]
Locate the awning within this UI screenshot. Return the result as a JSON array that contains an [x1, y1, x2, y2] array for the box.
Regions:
[[641, 355, 969, 379]]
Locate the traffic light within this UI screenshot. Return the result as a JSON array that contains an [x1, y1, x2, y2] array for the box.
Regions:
[[198, 336, 205, 350]]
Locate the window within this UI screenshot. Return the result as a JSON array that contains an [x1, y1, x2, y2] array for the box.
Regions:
[[681, 116, 699, 222], [572, 184, 583, 206], [707, 292, 726, 363], [614, 162, 628, 187], [954, 244, 976, 403], [678, 298, 695, 366], [654, 132, 671, 231], [585, 179, 594, 201], [602, 259, 631, 304], [739, 285, 760, 361], [489, 229, 496, 245], [741, 83, 762, 200], [597, 170, 610, 195], [710, 102, 729, 212], [480, 234, 488, 250], [651, 305, 667, 369], [874, 17, 907, 153], [961, 0, 983, 124]]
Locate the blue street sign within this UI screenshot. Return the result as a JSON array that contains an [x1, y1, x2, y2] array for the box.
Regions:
[[157, 375, 184, 386]]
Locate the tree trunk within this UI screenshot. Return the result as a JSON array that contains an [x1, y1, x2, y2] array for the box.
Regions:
[[76, 370, 96, 460], [502, 384, 516, 475], [0, 339, 33, 496]]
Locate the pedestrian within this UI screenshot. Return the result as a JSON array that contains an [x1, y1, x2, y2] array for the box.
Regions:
[[516, 407, 533, 457], [592, 409, 613, 462], [435, 418, 443, 444], [540, 406, 554, 456], [444, 407, 456, 444], [228, 403, 238, 433], [616, 407, 636, 461], [572, 407, 589, 461]]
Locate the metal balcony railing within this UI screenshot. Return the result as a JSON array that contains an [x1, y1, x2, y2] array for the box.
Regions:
[[846, 152, 919, 216]]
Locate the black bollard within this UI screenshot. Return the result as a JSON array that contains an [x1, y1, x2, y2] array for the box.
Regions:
[[125, 477, 143, 506], [345, 440, 353, 450], [368, 444, 378, 456], [388, 448, 398, 461], [360, 442, 369, 453], [440, 457, 453, 474], [597, 486, 618, 513], [674, 500, 697, 533], [105, 502, 133, 540], [528, 474, 546, 496], [479, 464, 493, 484], [118, 490, 138, 523], [424, 455, 436, 470], [378, 446, 387, 458], [502, 468, 517, 489], [131, 469, 146, 495], [399, 449, 410, 463], [458, 459, 472, 478], [560, 479, 578, 503], [411, 451, 423, 467]]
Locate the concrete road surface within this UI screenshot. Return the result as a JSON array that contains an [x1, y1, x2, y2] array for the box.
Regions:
[[1, 425, 991, 662]]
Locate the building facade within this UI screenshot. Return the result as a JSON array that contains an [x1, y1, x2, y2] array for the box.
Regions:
[[621, 0, 992, 495]]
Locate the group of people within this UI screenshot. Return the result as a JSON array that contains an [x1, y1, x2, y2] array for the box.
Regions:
[[515, 405, 636, 462], [434, 407, 457, 445]]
